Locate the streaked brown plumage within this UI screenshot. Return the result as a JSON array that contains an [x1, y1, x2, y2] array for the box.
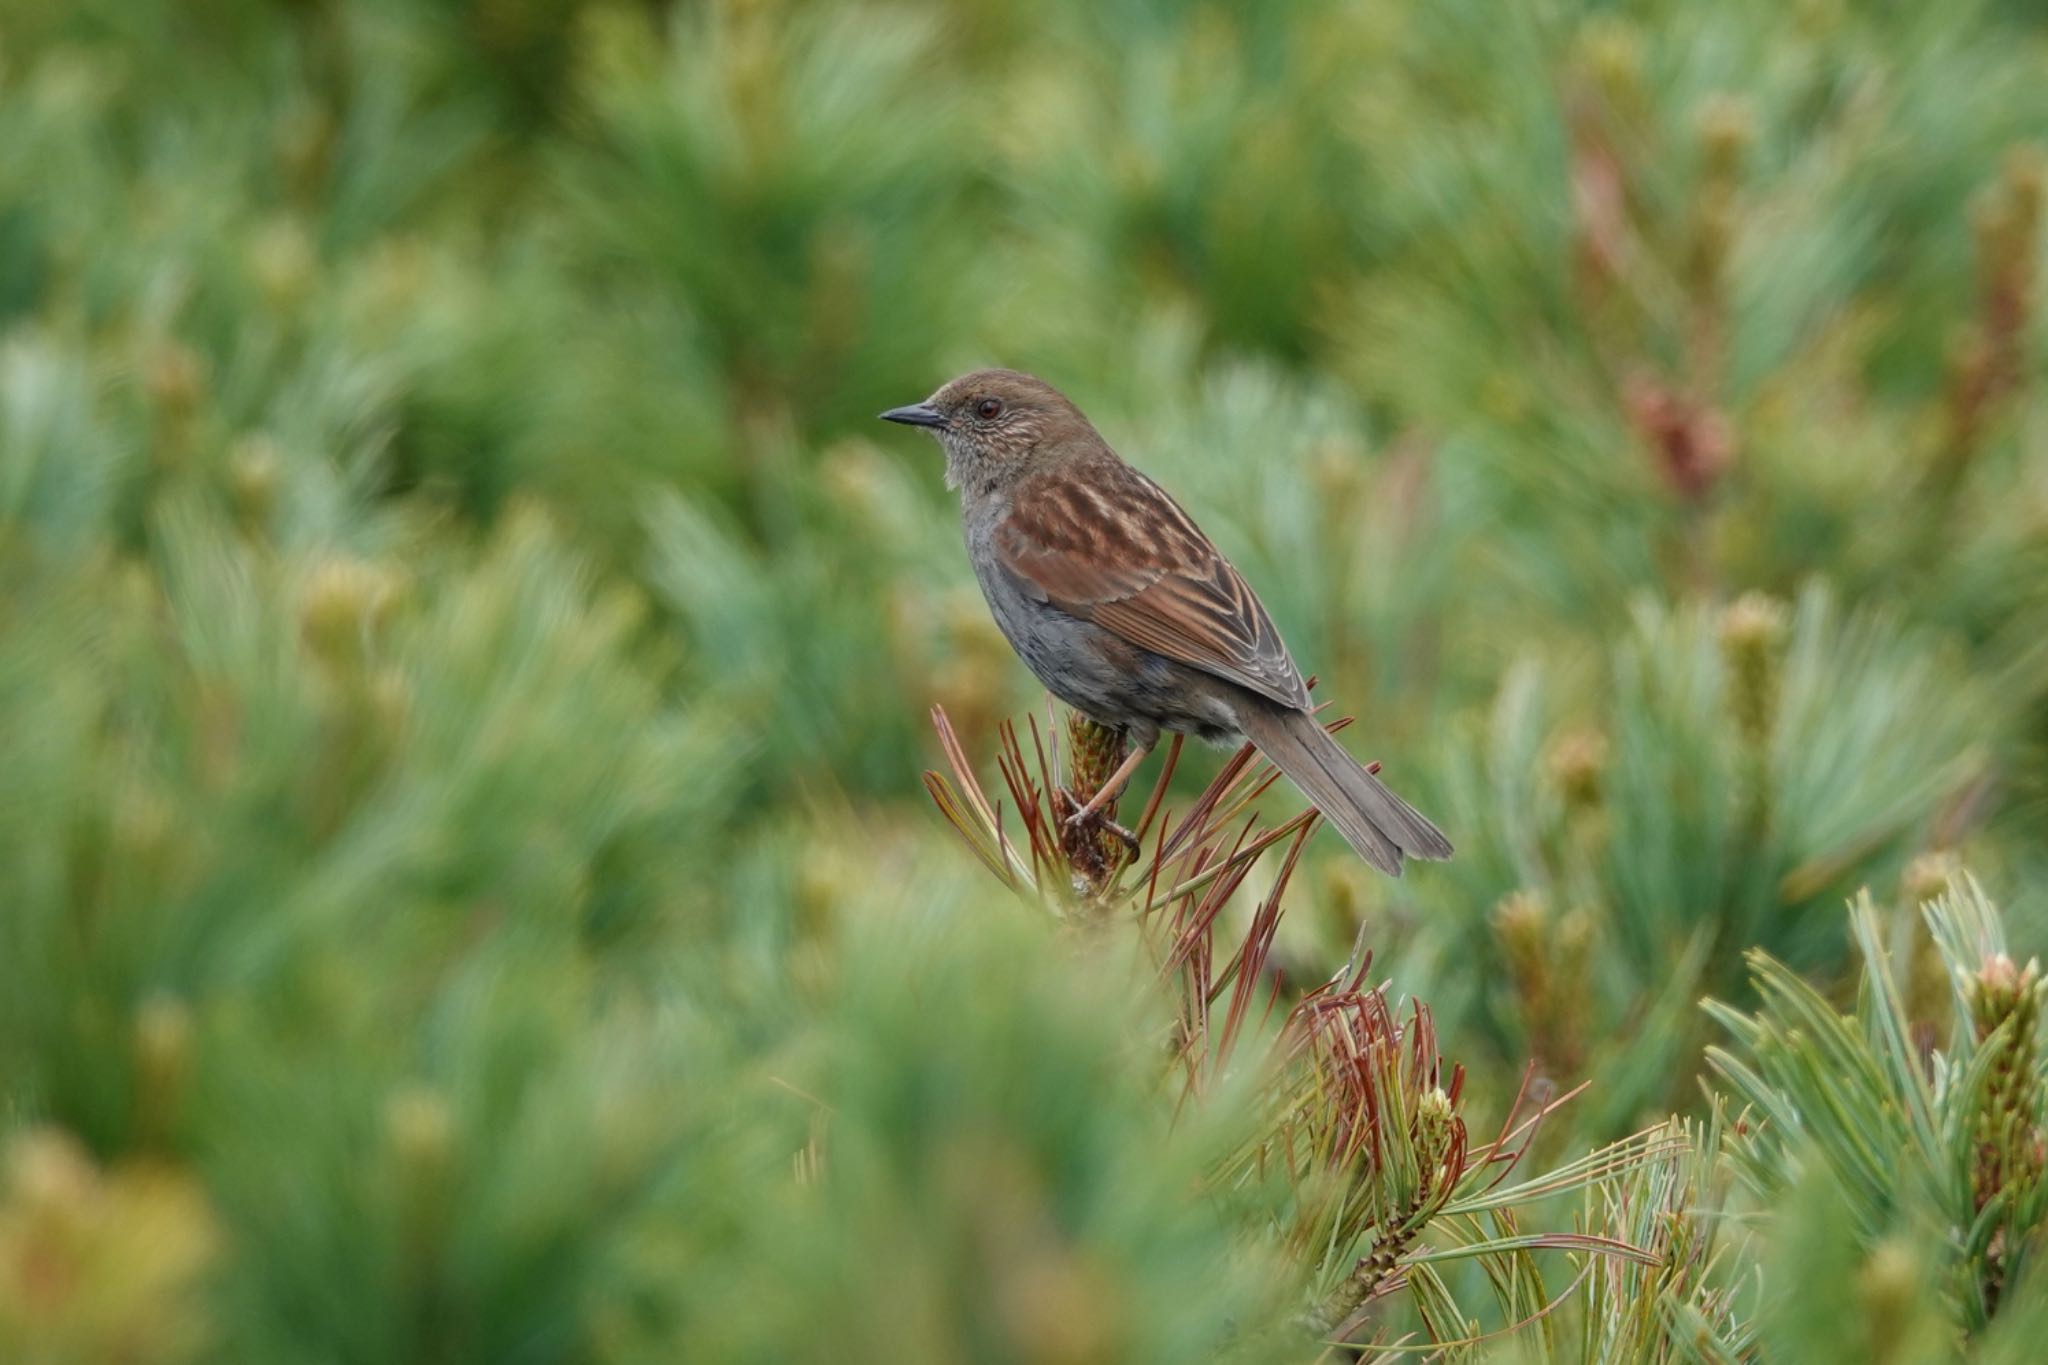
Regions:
[[882, 368, 1451, 876], [996, 457, 1311, 710]]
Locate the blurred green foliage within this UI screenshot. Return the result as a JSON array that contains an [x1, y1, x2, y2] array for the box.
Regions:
[[1, 0, 2046, 1359]]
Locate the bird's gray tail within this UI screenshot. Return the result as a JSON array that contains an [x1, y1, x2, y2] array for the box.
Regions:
[[1234, 701, 1453, 877]]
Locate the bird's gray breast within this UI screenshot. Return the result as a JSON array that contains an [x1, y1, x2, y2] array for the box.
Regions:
[[962, 507, 1122, 718]]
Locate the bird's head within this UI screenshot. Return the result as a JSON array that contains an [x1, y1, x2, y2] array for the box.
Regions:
[[880, 368, 1098, 493]]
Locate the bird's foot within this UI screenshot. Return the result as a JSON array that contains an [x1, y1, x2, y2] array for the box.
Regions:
[[1065, 804, 1141, 856]]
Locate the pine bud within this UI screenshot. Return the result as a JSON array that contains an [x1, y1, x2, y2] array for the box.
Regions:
[[112, 783, 174, 865], [385, 1086, 456, 1262], [134, 996, 194, 1149], [1494, 891, 1590, 1075], [1902, 851, 1959, 907], [275, 101, 334, 197], [366, 666, 411, 742], [795, 840, 855, 935], [1895, 885, 1951, 1060], [1965, 952, 2037, 1043], [1065, 711, 1127, 811], [228, 434, 283, 527], [1414, 1086, 1460, 1185], [1579, 19, 1642, 98], [1545, 727, 1607, 812], [6, 1128, 96, 1225], [1690, 95, 1753, 302], [1492, 890, 1548, 967], [0, 1127, 218, 1356], [1718, 592, 1788, 746], [1857, 1237, 1922, 1338], [1718, 591, 1787, 657], [1695, 94, 1756, 180], [1308, 438, 1367, 510], [248, 217, 315, 312], [1416, 1085, 1455, 1133], [299, 557, 402, 668], [1492, 890, 1549, 1025], [385, 1086, 454, 1178], [1318, 859, 1374, 940], [921, 588, 1011, 743], [821, 443, 912, 542], [1055, 712, 1136, 898], [1964, 952, 2045, 1249], [144, 340, 206, 419]]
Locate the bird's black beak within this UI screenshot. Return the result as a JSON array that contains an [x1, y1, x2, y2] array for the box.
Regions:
[[879, 401, 947, 429]]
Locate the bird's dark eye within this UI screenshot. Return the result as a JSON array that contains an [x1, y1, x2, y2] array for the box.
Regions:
[[975, 397, 1003, 420]]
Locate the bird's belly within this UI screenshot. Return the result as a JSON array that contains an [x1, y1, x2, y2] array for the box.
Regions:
[[973, 565, 1241, 743]]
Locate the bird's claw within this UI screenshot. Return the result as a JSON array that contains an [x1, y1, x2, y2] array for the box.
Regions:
[[1066, 805, 1140, 856]]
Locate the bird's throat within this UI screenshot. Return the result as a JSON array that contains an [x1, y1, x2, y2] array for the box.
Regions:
[[942, 442, 973, 492]]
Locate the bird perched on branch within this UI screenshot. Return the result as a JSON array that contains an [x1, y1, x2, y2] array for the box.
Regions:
[[882, 368, 1451, 877]]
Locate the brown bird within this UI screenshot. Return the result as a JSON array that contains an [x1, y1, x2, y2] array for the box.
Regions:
[[882, 368, 1451, 876]]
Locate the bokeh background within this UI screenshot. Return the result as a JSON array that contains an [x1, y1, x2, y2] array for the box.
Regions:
[[2, 0, 2046, 1360]]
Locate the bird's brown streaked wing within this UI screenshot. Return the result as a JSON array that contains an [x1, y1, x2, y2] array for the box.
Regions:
[[993, 463, 1312, 710]]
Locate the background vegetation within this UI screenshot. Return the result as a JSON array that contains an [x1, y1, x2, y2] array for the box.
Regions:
[[1, 0, 2045, 1359]]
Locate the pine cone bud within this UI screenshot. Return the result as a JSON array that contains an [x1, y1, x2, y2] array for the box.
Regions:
[[5, 1128, 97, 1225], [228, 434, 283, 528], [1696, 94, 1756, 179], [385, 1086, 454, 1177], [144, 339, 206, 417], [1545, 727, 1608, 811], [1857, 1237, 1922, 1334], [134, 995, 194, 1147], [1719, 592, 1788, 745], [1492, 890, 1548, 976], [385, 1085, 456, 1248], [248, 217, 315, 312], [299, 557, 402, 668], [1965, 953, 2036, 1042], [1415, 1086, 1459, 1181], [1056, 712, 1135, 899], [1066, 711, 1126, 806], [1579, 20, 1642, 97], [1965, 952, 2045, 1236], [0, 1128, 218, 1353], [1902, 851, 1960, 907]]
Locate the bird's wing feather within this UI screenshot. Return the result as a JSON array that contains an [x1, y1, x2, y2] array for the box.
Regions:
[[993, 461, 1312, 710]]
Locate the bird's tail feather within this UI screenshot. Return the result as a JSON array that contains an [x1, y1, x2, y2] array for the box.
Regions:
[[1234, 701, 1453, 877]]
